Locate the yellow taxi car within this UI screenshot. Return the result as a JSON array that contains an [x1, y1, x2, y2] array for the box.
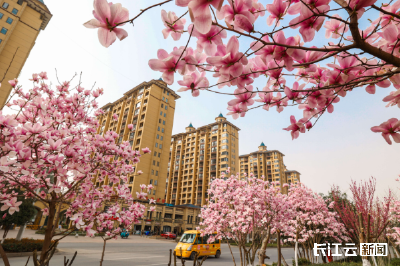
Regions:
[[174, 230, 221, 260]]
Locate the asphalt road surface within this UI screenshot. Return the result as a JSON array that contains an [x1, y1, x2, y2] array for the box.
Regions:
[[2, 236, 295, 266]]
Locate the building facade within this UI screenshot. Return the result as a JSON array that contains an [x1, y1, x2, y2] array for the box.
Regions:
[[96, 79, 180, 201], [131, 201, 201, 234], [0, 0, 52, 107], [166, 114, 240, 206], [239, 142, 301, 193]]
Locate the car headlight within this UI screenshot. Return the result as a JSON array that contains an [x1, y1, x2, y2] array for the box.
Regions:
[[187, 245, 193, 251]]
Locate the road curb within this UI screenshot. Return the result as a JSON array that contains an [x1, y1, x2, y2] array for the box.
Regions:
[[0, 248, 59, 258]]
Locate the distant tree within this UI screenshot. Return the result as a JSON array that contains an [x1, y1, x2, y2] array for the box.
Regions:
[[0, 190, 37, 239]]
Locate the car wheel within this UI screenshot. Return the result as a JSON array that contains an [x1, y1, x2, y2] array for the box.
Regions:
[[189, 252, 196, 260], [215, 250, 221, 258]]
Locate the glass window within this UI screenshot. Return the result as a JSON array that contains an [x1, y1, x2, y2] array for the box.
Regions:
[[164, 113, 166, 117], [0, 13, 3, 19], [160, 111, 163, 115], [165, 106, 168, 110], [155, 143, 158, 148], [157, 134, 159, 139], [1, 28, 8, 35], [2, 3, 9, 9], [17, 0, 23, 5], [163, 121, 165, 125], [11, 8, 18, 15], [6, 17, 12, 24], [160, 144, 162, 149], [179, 234, 196, 243], [161, 128, 164, 133]]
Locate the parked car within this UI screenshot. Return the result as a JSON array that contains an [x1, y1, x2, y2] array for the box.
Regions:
[[161, 232, 176, 239]]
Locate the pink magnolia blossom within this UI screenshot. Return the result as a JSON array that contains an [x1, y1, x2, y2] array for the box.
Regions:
[[206, 36, 248, 78], [324, 15, 348, 39], [218, 0, 255, 32], [8, 79, 18, 88], [371, 118, 400, 144], [283, 115, 307, 140], [128, 124, 134, 130], [148, 49, 186, 85], [84, 0, 129, 48], [227, 104, 248, 119], [137, 170, 143, 175], [142, 147, 151, 154], [228, 85, 256, 108], [161, 10, 186, 41], [383, 89, 400, 108], [0, 198, 22, 215], [188, 0, 224, 34], [266, 0, 288, 26], [189, 24, 227, 56], [177, 71, 209, 97]]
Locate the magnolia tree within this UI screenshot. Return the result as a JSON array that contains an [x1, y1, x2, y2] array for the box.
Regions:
[[84, 0, 400, 143], [331, 177, 393, 266], [199, 172, 294, 266], [282, 184, 350, 264], [0, 73, 153, 265]]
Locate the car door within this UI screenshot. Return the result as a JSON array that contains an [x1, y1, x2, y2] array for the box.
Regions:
[[193, 234, 202, 255], [201, 235, 210, 256]]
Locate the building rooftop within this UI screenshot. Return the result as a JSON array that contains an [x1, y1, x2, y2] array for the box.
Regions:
[[239, 150, 285, 157], [260, 142, 266, 147], [218, 113, 224, 117], [285, 170, 301, 174], [188, 123, 194, 128], [27, 0, 52, 30], [100, 79, 180, 110]]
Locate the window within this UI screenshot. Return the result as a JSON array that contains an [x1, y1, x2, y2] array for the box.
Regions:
[[154, 180, 158, 186], [150, 179, 153, 184], [2, 3, 9, 9], [165, 106, 168, 110], [157, 162, 159, 166], [17, 0, 23, 5], [151, 170, 154, 175], [160, 144, 162, 149], [221, 145, 228, 149], [0, 39, 2, 44], [163, 97, 165, 101], [11, 8, 17, 15], [166, 99, 168, 103], [156, 171, 158, 176], [153, 160, 155, 165], [159, 119, 161, 123], [161, 104, 164, 108], [163, 120, 165, 125], [158, 127, 160, 131], [154, 151, 157, 156], [157, 134, 159, 139], [167, 92, 170, 95], [160, 111, 163, 115], [0, 12, 3, 19], [164, 113, 166, 117], [222, 139, 229, 143], [158, 153, 161, 157], [161, 136, 163, 140], [155, 143, 158, 148], [153, 190, 156, 195], [161, 128, 164, 133], [1, 28, 8, 35]]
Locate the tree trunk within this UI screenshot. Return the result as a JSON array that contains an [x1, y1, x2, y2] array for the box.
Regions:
[[40, 201, 56, 263], [16, 224, 26, 241], [294, 241, 298, 266], [2, 225, 10, 239], [0, 243, 10, 266], [100, 239, 107, 266], [258, 227, 271, 266], [277, 230, 281, 266]]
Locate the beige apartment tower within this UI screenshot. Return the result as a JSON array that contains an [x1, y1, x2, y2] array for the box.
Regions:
[[239, 142, 301, 193], [96, 79, 180, 201], [166, 114, 240, 206], [0, 0, 52, 108]]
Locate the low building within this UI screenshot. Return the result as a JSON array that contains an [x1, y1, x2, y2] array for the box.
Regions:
[[128, 201, 202, 235]]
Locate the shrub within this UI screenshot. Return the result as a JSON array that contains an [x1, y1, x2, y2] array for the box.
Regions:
[[292, 258, 311, 266], [391, 258, 400, 266], [2, 238, 58, 252]]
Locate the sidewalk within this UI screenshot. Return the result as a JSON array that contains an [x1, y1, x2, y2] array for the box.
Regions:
[[0, 228, 175, 244]]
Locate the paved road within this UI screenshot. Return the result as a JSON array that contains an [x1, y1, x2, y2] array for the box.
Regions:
[[2, 236, 295, 266]]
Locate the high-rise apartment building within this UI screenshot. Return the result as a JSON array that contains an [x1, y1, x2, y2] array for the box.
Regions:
[[0, 0, 52, 107], [96, 79, 180, 201], [239, 142, 301, 193], [166, 114, 240, 206]]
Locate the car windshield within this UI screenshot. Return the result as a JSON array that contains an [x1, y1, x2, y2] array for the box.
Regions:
[[179, 233, 196, 243]]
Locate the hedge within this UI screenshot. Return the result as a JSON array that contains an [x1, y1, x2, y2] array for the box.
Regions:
[[2, 238, 58, 253]]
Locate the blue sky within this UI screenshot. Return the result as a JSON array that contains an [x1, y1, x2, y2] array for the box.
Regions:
[[13, 0, 400, 197]]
